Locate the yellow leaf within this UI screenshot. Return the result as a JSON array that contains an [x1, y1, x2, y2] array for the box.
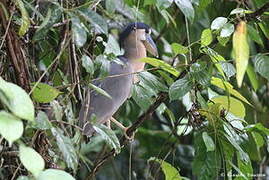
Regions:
[[211, 77, 252, 106], [233, 21, 249, 87], [211, 96, 245, 118]]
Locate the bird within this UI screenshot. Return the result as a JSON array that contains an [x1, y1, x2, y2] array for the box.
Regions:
[[79, 22, 158, 139]]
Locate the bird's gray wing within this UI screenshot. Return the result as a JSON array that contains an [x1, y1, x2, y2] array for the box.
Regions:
[[79, 57, 133, 136]]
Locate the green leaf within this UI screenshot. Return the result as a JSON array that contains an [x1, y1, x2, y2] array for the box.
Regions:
[[174, 0, 195, 22], [190, 62, 211, 86], [16, 0, 30, 36], [51, 128, 78, 171], [222, 131, 249, 162], [33, 6, 62, 41], [32, 82, 61, 103], [93, 124, 121, 154], [233, 21, 249, 87], [95, 55, 110, 78], [34, 111, 52, 130], [139, 72, 168, 92], [139, 57, 180, 77], [37, 169, 75, 180], [244, 123, 269, 136], [0, 77, 34, 121], [193, 132, 221, 180], [220, 62, 236, 78], [200, 47, 226, 78], [211, 17, 227, 30], [202, 132, 215, 151], [169, 75, 193, 101], [211, 77, 252, 106], [211, 96, 245, 118], [71, 15, 87, 47], [254, 54, 269, 81], [88, 83, 112, 99], [230, 8, 247, 15], [258, 22, 269, 39], [247, 24, 264, 46], [81, 55, 94, 75], [19, 145, 45, 177], [78, 8, 108, 34], [132, 84, 154, 110], [171, 43, 189, 54], [104, 34, 122, 56], [235, 152, 253, 179], [51, 100, 63, 121], [220, 23, 234, 37], [156, 0, 173, 10], [105, 0, 116, 13], [0, 111, 23, 146], [148, 158, 182, 180], [201, 29, 213, 46], [246, 64, 259, 91]]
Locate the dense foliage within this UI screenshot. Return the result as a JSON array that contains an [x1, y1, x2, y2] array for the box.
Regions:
[[0, 0, 269, 179]]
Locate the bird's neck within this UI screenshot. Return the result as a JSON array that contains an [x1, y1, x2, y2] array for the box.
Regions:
[[123, 42, 146, 73]]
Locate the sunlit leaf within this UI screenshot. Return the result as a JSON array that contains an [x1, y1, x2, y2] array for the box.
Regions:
[[16, 0, 30, 36], [149, 158, 182, 180], [93, 124, 121, 154], [202, 132, 215, 151], [19, 145, 45, 177], [31, 82, 61, 103], [139, 57, 180, 77], [211, 96, 245, 118], [211, 17, 227, 30], [201, 29, 213, 46], [34, 111, 52, 130], [81, 55, 94, 75], [175, 0, 195, 22], [169, 75, 193, 101], [88, 83, 112, 99], [233, 21, 249, 87], [0, 77, 34, 121], [220, 23, 234, 37], [220, 62, 236, 78], [51, 128, 78, 171], [37, 169, 75, 180], [0, 111, 23, 146], [171, 43, 189, 54], [71, 15, 87, 47]]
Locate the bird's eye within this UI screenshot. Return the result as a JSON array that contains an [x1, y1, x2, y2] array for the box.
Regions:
[[132, 26, 137, 31]]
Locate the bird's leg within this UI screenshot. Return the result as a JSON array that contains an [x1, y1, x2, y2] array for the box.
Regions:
[[110, 117, 134, 141]]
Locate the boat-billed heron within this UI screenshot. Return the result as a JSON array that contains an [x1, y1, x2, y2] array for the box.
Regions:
[[79, 22, 158, 138]]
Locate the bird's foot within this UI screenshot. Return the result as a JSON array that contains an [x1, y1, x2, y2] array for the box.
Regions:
[[123, 126, 135, 141], [110, 117, 135, 141]]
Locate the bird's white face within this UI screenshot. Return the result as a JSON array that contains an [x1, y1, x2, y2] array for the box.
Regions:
[[124, 28, 158, 57]]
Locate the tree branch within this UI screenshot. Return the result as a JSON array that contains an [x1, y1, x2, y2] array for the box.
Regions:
[[246, 2, 269, 21]]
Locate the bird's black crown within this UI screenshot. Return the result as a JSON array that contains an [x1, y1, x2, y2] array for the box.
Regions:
[[119, 22, 150, 48]]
